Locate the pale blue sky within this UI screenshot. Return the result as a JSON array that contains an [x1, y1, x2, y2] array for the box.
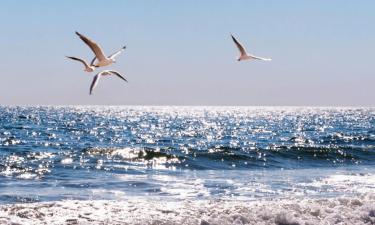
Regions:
[[0, 1, 374, 106]]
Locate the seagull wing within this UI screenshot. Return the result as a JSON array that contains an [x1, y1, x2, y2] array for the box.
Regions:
[[249, 54, 272, 61], [75, 31, 107, 61], [90, 56, 97, 66], [108, 46, 126, 60], [90, 72, 102, 95], [66, 56, 90, 69], [231, 34, 248, 57], [108, 70, 128, 82]]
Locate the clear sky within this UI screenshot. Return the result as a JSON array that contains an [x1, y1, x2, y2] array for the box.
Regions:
[[0, 0, 374, 106]]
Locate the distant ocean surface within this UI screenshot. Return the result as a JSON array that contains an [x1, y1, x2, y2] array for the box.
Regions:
[[0, 106, 374, 224]]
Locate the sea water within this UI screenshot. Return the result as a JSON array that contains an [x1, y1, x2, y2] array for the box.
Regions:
[[0, 106, 374, 224]]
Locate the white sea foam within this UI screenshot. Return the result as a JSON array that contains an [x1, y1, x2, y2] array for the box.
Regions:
[[61, 158, 73, 164], [0, 194, 374, 225], [305, 173, 375, 195]]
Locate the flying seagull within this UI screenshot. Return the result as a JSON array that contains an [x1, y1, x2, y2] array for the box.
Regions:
[[90, 70, 128, 95], [66, 56, 96, 72], [231, 34, 271, 61], [75, 31, 126, 68]]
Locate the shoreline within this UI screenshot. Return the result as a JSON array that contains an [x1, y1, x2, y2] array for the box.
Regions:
[[1, 194, 374, 225]]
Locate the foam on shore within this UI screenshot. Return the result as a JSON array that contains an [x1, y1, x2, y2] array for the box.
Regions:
[[0, 194, 374, 225]]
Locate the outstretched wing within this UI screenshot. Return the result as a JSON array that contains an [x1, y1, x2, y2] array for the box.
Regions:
[[90, 56, 97, 66], [108, 70, 128, 82], [76, 31, 107, 61], [108, 46, 126, 60], [249, 54, 272, 61], [231, 34, 248, 57], [90, 73, 102, 95], [66, 56, 90, 68]]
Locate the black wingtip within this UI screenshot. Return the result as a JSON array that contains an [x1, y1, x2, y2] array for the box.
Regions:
[[119, 76, 128, 83], [75, 31, 81, 37], [123, 46, 126, 49]]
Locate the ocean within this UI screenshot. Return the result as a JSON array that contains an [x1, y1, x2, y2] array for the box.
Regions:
[[0, 106, 374, 224]]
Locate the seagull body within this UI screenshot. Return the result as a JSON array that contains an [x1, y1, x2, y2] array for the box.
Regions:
[[75, 31, 126, 68], [66, 56, 96, 72], [90, 70, 128, 95], [231, 34, 271, 61]]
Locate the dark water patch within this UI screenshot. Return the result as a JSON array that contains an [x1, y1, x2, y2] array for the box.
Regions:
[[0, 195, 40, 204], [268, 146, 374, 168]]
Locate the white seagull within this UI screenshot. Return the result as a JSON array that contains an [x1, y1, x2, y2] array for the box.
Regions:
[[66, 56, 96, 72], [76, 31, 126, 68], [231, 34, 271, 61], [90, 70, 128, 95]]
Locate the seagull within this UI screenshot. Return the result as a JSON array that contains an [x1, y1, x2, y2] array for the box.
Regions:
[[66, 56, 96, 72], [75, 31, 126, 68], [90, 70, 128, 95], [231, 34, 271, 61]]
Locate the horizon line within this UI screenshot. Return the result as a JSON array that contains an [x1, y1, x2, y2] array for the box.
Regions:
[[0, 104, 374, 108]]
